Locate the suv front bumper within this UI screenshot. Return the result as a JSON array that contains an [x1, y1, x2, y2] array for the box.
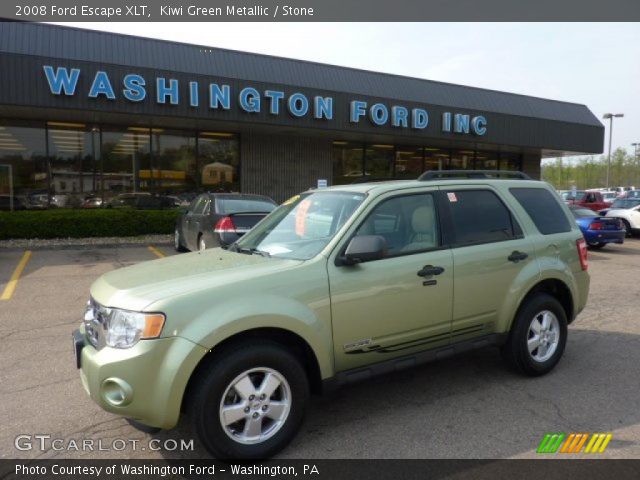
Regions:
[[73, 327, 207, 429]]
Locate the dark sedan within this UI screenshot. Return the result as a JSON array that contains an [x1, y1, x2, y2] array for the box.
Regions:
[[569, 205, 625, 249], [174, 193, 277, 251]]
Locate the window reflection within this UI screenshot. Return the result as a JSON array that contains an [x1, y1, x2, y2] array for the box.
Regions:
[[151, 129, 196, 195], [198, 132, 239, 193], [395, 146, 424, 179], [450, 149, 474, 170], [47, 122, 94, 207], [365, 144, 394, 179], [101, 127, 151, 199], [0, 122, 48, 210], [332, 141, 364, 185]]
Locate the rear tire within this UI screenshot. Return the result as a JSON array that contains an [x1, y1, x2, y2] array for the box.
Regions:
[[621, 219, 632, 238], [189, 342, 309, 459], [501, 293, 567, 376]]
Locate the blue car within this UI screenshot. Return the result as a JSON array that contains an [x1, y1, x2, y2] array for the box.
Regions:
[[569, 205, 625, 249]]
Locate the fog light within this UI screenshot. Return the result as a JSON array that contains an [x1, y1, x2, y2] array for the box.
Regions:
[[101, 377, 133, 406]]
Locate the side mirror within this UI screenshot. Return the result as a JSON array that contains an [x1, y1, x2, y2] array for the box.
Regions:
[[339, 235, 387, 266]]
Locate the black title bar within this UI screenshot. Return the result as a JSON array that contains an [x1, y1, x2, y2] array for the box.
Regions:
[[4, 0, 640, 21]]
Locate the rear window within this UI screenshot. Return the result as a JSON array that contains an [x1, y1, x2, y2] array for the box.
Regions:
[[510, 188, 572, 235], [217, 198, 276, 215], [445, 190, 522, 246], [570, 208, 598, 218]]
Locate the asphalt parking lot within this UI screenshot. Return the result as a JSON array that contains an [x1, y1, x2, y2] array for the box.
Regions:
[[1, 240, 639, 459]]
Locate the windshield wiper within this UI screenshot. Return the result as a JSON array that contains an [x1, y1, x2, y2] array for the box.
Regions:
[[227, 243, 270, 257], [248, 248, 271, 257]]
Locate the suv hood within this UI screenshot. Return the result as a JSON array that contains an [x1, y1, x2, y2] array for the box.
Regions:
[[90, 248, 301, 311]]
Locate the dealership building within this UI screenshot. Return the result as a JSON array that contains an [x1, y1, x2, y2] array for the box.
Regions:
[[0, 22, 604, 208]]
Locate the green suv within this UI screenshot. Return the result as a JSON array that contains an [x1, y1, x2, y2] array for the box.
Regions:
[[73, 171, 590, 459]]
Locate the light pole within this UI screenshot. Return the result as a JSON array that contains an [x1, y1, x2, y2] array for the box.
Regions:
[[603, 113, 624, 189], [632, 142, 640, 161]]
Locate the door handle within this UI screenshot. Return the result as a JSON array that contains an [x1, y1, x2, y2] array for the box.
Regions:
[[507, 251, 528, 263], [417, 265, 445, 277]]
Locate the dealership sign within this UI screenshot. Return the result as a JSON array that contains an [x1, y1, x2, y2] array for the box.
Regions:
[[42, 65, 487, 135]]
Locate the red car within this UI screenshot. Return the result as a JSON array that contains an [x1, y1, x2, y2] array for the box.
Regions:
[[566, 190, 609, 212]]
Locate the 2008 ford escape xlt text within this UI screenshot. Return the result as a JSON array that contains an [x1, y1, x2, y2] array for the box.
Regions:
[[73, 171, 590, 459]]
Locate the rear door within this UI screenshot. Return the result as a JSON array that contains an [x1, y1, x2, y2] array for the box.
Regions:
[[185, 195, 207, 250], [440, 186, 537, 340]]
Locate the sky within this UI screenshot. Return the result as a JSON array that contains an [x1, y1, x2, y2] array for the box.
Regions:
[[54, 22, 640, 161]]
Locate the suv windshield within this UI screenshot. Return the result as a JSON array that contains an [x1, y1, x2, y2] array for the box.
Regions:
[[235, 191, 366, 260]]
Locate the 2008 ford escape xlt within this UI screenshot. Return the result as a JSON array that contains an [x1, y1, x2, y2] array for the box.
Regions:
[[73, 171, 590, 459]]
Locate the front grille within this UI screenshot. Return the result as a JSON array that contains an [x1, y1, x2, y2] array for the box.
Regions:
[[83, 298, 108, 349]]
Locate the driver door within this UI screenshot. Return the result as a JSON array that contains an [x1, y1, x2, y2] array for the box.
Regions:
[[328, 189, 454, 372]]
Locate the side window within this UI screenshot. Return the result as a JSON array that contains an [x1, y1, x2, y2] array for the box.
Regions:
[[187, 196, 201, 214], [445, 190, 521, 246], [355, 193, 439, 257], [191, 196, 207, 215], [510, 188, 572, 235]]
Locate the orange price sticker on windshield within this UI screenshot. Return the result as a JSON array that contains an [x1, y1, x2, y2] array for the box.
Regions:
[[295, 199, 312, 236]]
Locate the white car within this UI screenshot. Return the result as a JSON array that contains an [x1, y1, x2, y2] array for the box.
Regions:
[[604, 198, 640, 237]]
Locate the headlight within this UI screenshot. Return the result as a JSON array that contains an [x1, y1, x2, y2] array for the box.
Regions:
[[104, 309, 165, 349]]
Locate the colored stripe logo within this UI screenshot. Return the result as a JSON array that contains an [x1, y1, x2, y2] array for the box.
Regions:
[[537, 433, 612, 454]]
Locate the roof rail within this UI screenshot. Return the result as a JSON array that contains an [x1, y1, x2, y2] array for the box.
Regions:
[[418, 170, 532, 181]]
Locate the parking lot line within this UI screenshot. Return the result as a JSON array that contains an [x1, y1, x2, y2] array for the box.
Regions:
[[147, 245, 166, 258], [0, 250, 32, 301]]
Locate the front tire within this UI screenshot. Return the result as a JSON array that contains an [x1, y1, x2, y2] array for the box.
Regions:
[[501, 293, 568, 376], [189, 342, 309, 459]]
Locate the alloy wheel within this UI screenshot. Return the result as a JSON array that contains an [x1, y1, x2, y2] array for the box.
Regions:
[[218, 367, 291, 445], [527, 310, 560, 362]]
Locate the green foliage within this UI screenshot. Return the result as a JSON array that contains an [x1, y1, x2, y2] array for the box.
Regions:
[[542, 148, 640, 190], [0, 209, 179, 240]]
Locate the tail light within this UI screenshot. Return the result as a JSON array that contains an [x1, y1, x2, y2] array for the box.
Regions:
[[214, 216, 236, 233], [588, 221, 603, 230], [576, 238, 588, 271]]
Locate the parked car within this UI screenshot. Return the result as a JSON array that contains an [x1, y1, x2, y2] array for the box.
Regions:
[[106, 192, 176, 210], [0, 195, 27, 210], [621, 190, 640, 199], [569, 205, 624, 249], [74, 171, 590, 459], [565, 190, 609, 211], [602, 198, 640, 237], [600, 191, 618, 204], [174, 193, 277, 251], [81, 197, 104, 209], [106, 192, 151, 208]]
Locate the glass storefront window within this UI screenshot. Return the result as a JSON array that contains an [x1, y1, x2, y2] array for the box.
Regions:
[[0, 122, 48, 210], [425, 148, 448, 171], [198, 131, 240, 194], [151, 129, 197, 196], [101, 127, 152, 202], [476, 151, 498, 170], [47, 122, 95, 208], [395, 146, 424, 179], [332, 141, 364, 185], [365, 144, 394, 179], [500, 152, 522, 171], [450, 149, 474, 170]]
